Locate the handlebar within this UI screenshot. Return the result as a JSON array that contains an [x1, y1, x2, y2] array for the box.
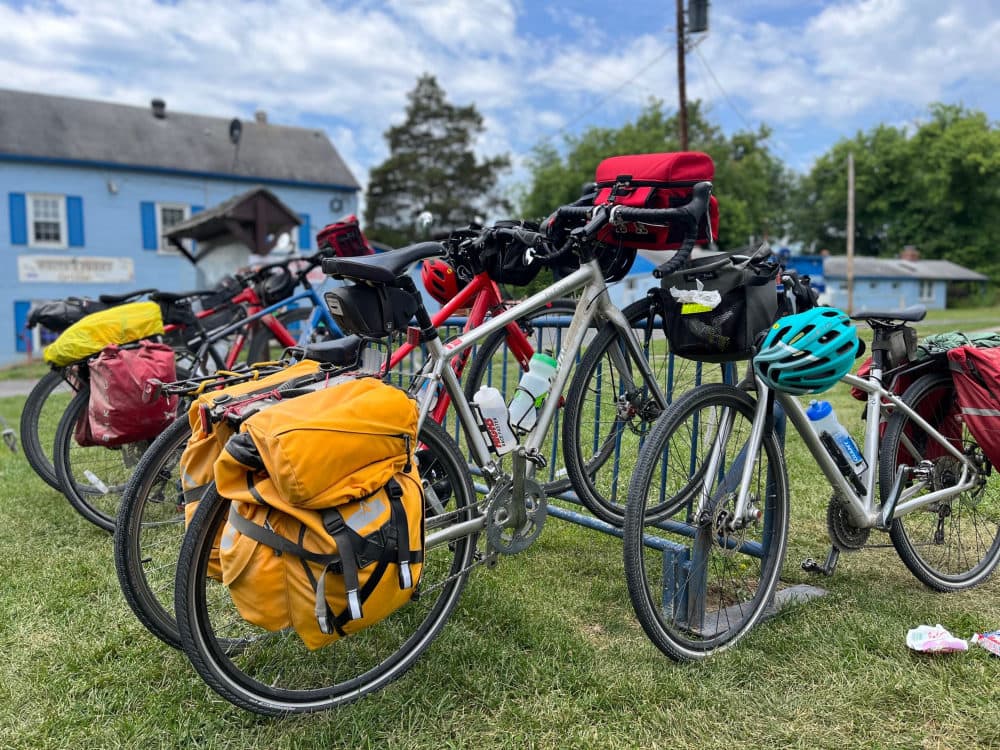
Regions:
[[235, 249, 331, 285]]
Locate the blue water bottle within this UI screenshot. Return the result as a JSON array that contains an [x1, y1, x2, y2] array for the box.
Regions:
[[806, 400, 867, 481]]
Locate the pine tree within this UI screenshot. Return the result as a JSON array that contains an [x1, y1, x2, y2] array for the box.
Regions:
[[364, 74, 510, 248]]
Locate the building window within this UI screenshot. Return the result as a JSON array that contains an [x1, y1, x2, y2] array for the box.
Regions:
[[919, 280, 934, 301], [157, 203, 190, 253], [27, 194, 66, 248]]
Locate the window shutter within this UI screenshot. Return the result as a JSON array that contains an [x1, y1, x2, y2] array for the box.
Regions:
[[14, 300, 31, 352], [9, 193, 27, 245], [191, 205, 204, 215], [140, 202, 157, 250], [298, 213, 311, 251], [67, 196, 85, 247]]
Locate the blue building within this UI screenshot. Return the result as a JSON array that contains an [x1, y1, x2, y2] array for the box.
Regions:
[[1, 89, 360, 365], [788, 255, 988, 311]]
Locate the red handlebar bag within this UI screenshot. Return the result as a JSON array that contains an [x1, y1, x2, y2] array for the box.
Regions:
[[83, 342, 179, 447], [594, 152, 720, 251]]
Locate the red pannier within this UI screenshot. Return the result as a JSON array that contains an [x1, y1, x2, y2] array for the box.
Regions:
[[594, 152, 720, 251], [80, 341, 179, 447], [316, 215, 374, 257], [947, 345, 1000, 467]]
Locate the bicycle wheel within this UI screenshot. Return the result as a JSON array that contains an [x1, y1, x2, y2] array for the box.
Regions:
[[113, 414, 192, 648], [19, 367, 81, 490], [623, 383, 789, 661], [462, 298, 578, 490], [562, 297, 729, 525], [880, 371, 1000, 591], [175, 419, 478, 715], [53, 385, 148, 532]]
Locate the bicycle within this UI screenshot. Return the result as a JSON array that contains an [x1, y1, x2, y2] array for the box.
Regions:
[[173, 183, 716, 714], [49, 251, 343, 531], [113, 231, 577, 649], [622, 305, 1000, 661]]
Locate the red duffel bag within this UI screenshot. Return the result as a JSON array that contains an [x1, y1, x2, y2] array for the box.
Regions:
[[593, 152, 721, 251], [83, 341, 179, 447], [947, 345, 1000, 468]]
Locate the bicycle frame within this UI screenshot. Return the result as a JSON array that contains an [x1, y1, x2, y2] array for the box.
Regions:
[[717, 363, 979, 533], [418, 257, 667, 487]]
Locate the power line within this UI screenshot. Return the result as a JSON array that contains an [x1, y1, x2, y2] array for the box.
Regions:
[[692, 45, 754, 131]]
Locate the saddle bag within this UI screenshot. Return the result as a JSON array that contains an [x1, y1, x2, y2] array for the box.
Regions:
[[947, 345, 1000, 468], [593, 152, 720, 251], [213, 377, 423, 649], [82, 341, 179, 447], [27, 297, 107, 333]]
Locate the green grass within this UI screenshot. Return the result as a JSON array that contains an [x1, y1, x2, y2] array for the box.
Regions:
[[2, 308, 1000, 748], [0, 360, 49, 381]]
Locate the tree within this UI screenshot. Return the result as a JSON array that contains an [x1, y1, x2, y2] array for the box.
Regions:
[[791, 104, 1000, 278], [364, 74, 511, 248], [520, 100, 794, 250]]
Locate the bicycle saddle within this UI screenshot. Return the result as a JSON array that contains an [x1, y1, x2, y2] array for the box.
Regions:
[[99, 288, 157, 304], [851, 305, 926, 324], [322, 242, 445, 285], [301, 335, 363, 367]]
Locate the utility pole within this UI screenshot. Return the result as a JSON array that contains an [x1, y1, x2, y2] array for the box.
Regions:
[[846, 152, 855, 314], [676, 0, 688, 150]]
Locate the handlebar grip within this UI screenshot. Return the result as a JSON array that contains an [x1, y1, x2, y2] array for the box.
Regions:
[[652, 236, 698, 279]]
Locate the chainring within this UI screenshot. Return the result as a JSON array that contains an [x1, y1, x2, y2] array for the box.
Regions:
[[826, 493, 870, 551], [485, 477, 547, 555]]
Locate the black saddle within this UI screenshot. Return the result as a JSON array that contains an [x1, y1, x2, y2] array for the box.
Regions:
[[322, 242, 445, 284], [99, 288, 157, 304], [301, 336, 363, 368], [851, 305, 926, 324]]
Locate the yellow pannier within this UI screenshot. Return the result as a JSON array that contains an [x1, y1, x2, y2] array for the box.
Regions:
[[214, 378, 423, 650], [43, 301, 164, 367]]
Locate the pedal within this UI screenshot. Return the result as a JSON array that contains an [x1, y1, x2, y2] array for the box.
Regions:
[[801, 547, 840, 576]]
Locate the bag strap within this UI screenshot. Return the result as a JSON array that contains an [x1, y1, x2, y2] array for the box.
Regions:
[[226, 503, 341, 567]]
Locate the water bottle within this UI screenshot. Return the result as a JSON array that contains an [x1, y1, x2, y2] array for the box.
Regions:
[[806, 400, 867, 480], [508, 353, 558, 432], [473, 386, 518, 455]]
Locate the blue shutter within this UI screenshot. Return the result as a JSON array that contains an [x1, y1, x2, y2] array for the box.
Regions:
[[191, 204, 204, 215], [140, 202, 157, 250], [298, 213, 311, 251], [14, 300, 31, 353], [9, 193, 27, 245], [67, 196, 84, 247]]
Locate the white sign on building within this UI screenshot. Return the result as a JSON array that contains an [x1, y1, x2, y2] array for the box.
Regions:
[[17, 255, 136, 283]]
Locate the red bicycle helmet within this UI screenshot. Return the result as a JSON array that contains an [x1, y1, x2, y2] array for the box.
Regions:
[[421, 258, 461, 304]]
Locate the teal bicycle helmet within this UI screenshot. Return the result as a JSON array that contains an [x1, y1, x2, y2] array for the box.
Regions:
[[753, 307, 858, 395]]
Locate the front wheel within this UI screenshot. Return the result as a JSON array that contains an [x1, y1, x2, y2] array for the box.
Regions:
[[175, 419, 479, 715], [880, 372, 1000, 591], [623, 383, 789, 661], [20, 367, 80, 490], [562, 297, 728, 525]]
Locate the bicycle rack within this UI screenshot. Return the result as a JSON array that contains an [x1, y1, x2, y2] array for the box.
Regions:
[[391, 314, 826, 629]]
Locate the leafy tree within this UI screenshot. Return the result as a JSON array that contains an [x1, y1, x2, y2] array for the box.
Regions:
[[520, 100, 793, 250], [364, 74, 511, 248], [791, 104, 1000, 278]]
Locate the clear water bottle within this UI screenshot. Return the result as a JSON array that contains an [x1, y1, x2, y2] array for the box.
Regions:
[[806, 400, 867, 480], [473, 386, 518, 455], [508, 352, 558, 432]]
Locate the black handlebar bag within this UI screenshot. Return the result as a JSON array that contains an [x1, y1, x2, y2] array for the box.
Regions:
[[593, 152, 720, 251], [657, 245, 779, 362]]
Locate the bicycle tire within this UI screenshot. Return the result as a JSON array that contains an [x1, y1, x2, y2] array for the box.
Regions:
[[880, 371, 1000, 591], [562, 297, 728, 526], [623, 383, 789, 661], [462, 298, 578, 490], [113, 414, 192, 647], [175, 419, 478, 715], [53, 385, 151, 532], [20, 367, 80, 490]]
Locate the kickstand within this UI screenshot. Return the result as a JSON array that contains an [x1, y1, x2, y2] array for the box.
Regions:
[[801, 547, 840, 577]]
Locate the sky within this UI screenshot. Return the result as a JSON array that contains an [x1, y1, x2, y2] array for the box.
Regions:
[[1, 0, 998, 200]]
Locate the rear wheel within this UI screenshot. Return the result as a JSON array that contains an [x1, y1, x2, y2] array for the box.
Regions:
[[880, 372, 1000, 591], [175, 419, 479, 715], [623, 384, 789, 661], [20, 367, 80, 490], [53, 385, 148, 532]]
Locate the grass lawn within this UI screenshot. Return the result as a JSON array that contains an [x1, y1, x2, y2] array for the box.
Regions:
[[1, 308, 1000, 748]]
